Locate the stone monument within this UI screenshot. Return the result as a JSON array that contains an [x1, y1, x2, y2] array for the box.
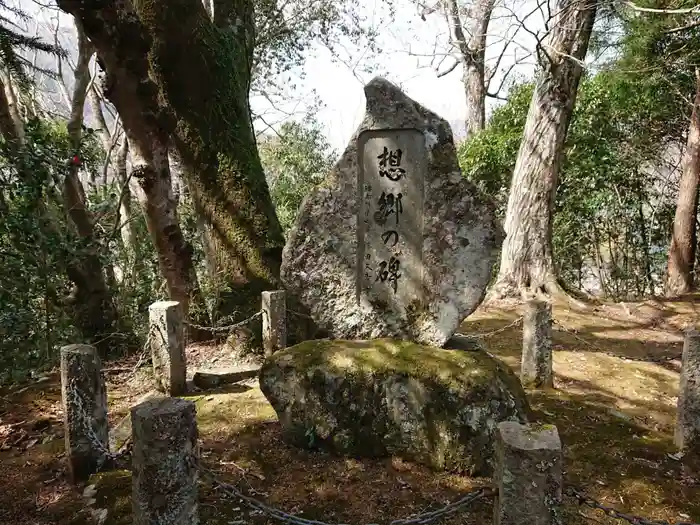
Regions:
[[281, 77, 503, 346]]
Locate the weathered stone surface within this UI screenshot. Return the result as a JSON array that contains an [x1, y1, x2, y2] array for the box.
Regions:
[[60, 344, 109, 483], [521, 300, 553, 389], [494, 422, 562, 525], [192, 366, 260, 389], [262, 290, 287, 356], [676, 329, 700, 461], [281, 77, 503, 347], [260, 339, 531, 474], [132, 397, 199, 525], [149, 300, 187, 395]]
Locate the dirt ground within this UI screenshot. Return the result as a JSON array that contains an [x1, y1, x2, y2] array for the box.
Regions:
[[1, 296, 699, 525]]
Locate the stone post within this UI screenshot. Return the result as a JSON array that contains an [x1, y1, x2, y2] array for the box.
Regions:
[[521, 300, 553, 389], [148, 301, 186, 395], [676, 329, 700, 463], [60, 344, 109, 483], [132, 397, 199, 525], [262, 290, 287, 357], [494, 422, 563, 525]]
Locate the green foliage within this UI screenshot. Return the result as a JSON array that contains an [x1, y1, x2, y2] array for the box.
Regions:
[[457, 68, 680, 299], [0, 118, 78, 382], [0, 0, 63, 92], [458, 82, 533, 217], [259, 119, 337, 232], [0, 116, 160, 384]]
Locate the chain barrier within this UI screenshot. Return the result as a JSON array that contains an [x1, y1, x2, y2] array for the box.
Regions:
[[551, 320, 681, 364], [69, 376, 132, 467], [202, 467, 493, 525], [463, 317, 524, 339], [186, 311, 263, 335], [564, 485, 698, 525]]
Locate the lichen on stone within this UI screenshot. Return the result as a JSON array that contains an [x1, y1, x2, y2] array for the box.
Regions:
[[260, 338, 531, 475]]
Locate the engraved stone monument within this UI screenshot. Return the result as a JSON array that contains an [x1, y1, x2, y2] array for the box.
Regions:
[[281, 77, 503, 346]]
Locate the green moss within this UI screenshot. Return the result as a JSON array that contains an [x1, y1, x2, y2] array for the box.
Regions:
[[280, 338, 506, 389], [88, 470, 132, 525]]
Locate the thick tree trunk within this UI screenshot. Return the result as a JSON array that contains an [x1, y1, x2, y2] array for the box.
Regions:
[[58, 2, 211, 334], [59, 0, 285, 321], [493, 0, 597, 298], [445, 0, 494, 138], [666, 69, 700, 297]]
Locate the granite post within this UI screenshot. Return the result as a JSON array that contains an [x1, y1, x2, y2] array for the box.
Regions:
[[521, 300, 554, 389], [676, 329, 700, 464], [60, 344, 109, 483], [262, 290, 287, 357], [494, 422, 562, 525], [132, 397, 199, 525], [148, 301, 186, 395]]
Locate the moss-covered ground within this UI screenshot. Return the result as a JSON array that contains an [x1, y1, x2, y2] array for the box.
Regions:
[[0, 296, 698, 524]]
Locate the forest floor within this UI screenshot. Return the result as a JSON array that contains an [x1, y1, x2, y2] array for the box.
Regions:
[[1, 295, 700, 525]]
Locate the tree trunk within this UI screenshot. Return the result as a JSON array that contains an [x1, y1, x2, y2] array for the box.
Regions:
[[58, 0, 285, 322], [116, 137, 138, 255], [665, 69, 700, 297], [445, 0, 495, 138], [62, 18, 121, 352], [493, 0, 597, 298]]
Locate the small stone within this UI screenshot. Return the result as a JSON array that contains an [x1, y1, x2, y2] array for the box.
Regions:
[[131, 397, 199, 525], [262, 290, 287, 357], [148, 301, 187, 395], [91, 508, 108, 525], [82, 484, 97, 499], [494, 422, 562, 525], [521, 300, 553, 389], [676, 329, 700, 466], [60, 344, 109, 484], [281, 77, 503, 347]]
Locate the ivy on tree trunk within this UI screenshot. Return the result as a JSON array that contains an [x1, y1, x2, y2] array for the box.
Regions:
[[58, 0, 285, 321]]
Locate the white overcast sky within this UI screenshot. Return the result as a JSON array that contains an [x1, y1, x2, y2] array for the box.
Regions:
[[19, 0, 551, 151]]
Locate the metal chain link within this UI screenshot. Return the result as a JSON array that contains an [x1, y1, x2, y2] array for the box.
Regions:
[[464, 317, 524, 339], [564, 485, 698, 525], [69, 376, 131, 466], [186, 311, 263, 335], [202, 467, 493, 525], [552, 320, 681, 364]]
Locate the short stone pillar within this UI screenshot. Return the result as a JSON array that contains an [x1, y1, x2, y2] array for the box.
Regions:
[[494, 422, 563, 525], [676, 329, 700, 461], [148, 301, 186, 395], [521, 300, 553, 388], [132, 397, 199, 525], [60, 344, 109, 483], [262, 290, 287, 357]]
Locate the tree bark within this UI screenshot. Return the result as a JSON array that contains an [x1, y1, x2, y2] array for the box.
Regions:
[[494, 0, 597, 298], [445, 0, 495, 138], [58, 0, 285, 321], [62, 18, 121, 352], [665, 69, 700, 297]]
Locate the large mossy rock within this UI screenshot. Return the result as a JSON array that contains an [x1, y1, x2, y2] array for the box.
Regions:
[[260, 339, 531, 475]]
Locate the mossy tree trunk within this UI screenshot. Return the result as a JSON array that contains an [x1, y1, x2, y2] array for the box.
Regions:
[[58, 0, 285, 321]]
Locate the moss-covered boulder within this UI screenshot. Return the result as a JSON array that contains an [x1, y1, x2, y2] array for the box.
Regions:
[[259, 338, 531, 475]]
